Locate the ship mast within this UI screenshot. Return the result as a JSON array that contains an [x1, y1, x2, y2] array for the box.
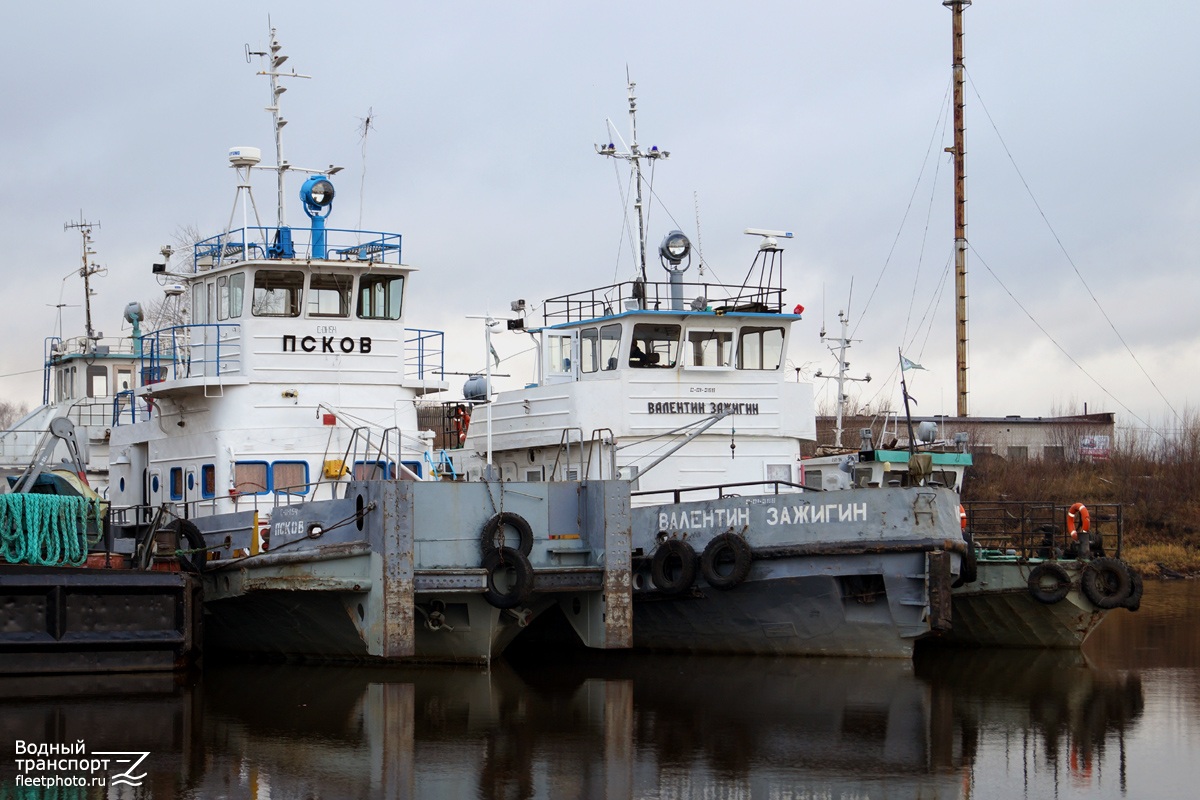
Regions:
[[63, 215, 103, 344], [247, 27, 311, 228], [945, 0, 970, 416], [597, 74, 669, 283], [816, 310, 872, 450]]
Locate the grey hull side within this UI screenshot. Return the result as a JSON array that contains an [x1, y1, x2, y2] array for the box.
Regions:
[[943, 561, 1107, 648], [633, 578, 915, 658], [627, 487, 966, 658], [196, 479, 631, 664]]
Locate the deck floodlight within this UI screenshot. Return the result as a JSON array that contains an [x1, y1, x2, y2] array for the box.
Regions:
[[659, 230, 691, 266], [300, 176, 335, 258], [301, 176, 335, 216]]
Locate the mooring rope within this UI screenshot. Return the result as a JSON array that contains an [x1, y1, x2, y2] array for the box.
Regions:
[[0, 493, 103, 567]]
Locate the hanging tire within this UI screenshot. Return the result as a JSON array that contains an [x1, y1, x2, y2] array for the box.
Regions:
[[700, 533, 752, 590], [480, 512, 534, 557], [169, 519, 207, 573], [651, 539, 697, 595], [953, 535, 978, 588], [1027, 562, 1071, 604], [1081, 557, 1133, 609], [482, 546, 534, 609], [1123, 562, 1144, 612]]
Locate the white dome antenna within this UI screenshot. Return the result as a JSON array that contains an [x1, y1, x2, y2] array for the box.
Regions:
[[228, 146, 262, 168]]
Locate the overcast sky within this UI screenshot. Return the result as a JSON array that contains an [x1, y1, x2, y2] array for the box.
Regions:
[[2, 2, 1196, 435]]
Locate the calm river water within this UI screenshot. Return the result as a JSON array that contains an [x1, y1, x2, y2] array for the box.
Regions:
[[1, 581, 1197, 799]]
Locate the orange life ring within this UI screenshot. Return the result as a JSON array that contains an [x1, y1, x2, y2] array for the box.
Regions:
[[959, 505, 967, 532], [1067, 502, 1090, 540], [452, 404, 471, 444]]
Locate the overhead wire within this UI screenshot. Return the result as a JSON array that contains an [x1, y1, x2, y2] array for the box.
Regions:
[[965, 68, 1180, 425], [970, 243, 1156, 433], [851, 77, 953, 342]]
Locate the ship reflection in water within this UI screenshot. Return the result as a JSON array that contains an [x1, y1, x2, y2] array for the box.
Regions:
[[1, 582, 1197, 799]]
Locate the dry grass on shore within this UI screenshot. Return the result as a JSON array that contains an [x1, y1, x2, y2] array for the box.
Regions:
[[961, 416, 1200, 577]]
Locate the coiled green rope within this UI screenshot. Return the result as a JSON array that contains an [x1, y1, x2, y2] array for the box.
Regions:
[[0, 493, 103, 567]]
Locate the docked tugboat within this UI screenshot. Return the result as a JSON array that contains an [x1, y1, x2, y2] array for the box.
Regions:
[[453, 80, 969, 658], [94, 30, 631, 664], [806, 439, 1140, 648], [0, 228, 201, 675]]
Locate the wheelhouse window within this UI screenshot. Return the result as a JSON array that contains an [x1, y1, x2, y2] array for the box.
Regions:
[[87, 366, 109, 398], [737, 326, 785, 370], [683, 329, 733, 368], [308, 273, 353, 317], [580, 328, 599, 373], [218, 273, 246, 320], [600, 324, 622, 370], [192, 284, 206, 324], [252, 270, 304, 317], [547, 334, 574, 376], [357, 274, 404, 320], [629, 323, 680, 368]]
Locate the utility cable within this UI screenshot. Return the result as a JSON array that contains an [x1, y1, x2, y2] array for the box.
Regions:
[[966, 68, 1180, 425]]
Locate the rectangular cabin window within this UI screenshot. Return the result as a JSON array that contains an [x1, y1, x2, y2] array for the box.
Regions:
[[217, 276, 230, 321], [684, 329, 733, 368], [86, 365, 109, 398], [192, 284, 206, 324], [580, 328, 599, 373], [229, 273, 245, 318], [308, 273, 353, 317], [737, 326, 785, 370], [207, 282, 216, 326], [353, 460, 394, 480], [201, 464, 216, 499], [357, 274, 404, 320], [629, 323, 680, 368], [547, 334, 574, 376], [600, 324, 622, 370], [803, 468, 823, 491], [115, 367, 133, 394], [169, 467, 184, 501], [272, 461, 309, 495], [233, 461, 270, 495], [252, 270, 304, 317], [765, 463, 793, 484]]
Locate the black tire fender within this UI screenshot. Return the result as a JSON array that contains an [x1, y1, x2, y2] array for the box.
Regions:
[[480, 512, 534, 557], [1122, 562, 1144, 612], [482, 546, 534, 609], [169, 518, 207, 573], [1081, 557, 1134, 609], [1027, 562, 1071, 604], [650, 539, 697, 595], [700, 533, 753, 590], [953, 535, 978, 588]]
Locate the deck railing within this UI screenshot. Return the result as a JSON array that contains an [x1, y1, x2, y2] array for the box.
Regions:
[[962, 501, 1124, 559], [139, 323, 242, 384], [193, 226, 403, 271], [544, 280, 787, 324]]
